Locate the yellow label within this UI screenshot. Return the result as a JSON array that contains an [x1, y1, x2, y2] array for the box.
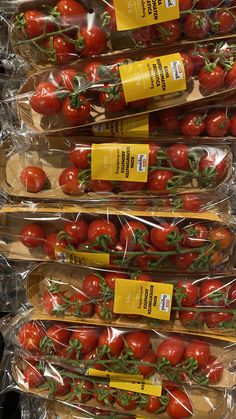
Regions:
[[110, 373, 162, 397], [92, 115, 149, 139], [120, 54, 186, 103], [55, 247, 110, 266], [113, 0, 180, 31], [114, 278, 173, 320], [88, 369, 143, 381], [91, 143, 149, 182]]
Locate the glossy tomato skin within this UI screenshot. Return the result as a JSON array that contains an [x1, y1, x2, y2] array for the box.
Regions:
[[205, 311, 233, 328], [30, 82, 61, 116], [72, 379, 94, 402], [99, 85, 126, 113], [18, 321, 45, 353], [82, 274, 102, 299], [138, 349, 157, 377], [120, 221, 149, 251], [147, 170, 174, 192], [90, 179, 114, 192], [20, 223, 45, 248], [188, 46, 209, 74], [104, 272, 129, 290], [44, 233, 68, 260], [55, 68, 78, 91], [83, 347, 107, 370], [45, 36, 76, 64], [179, 308, 206, 328], [69, 292, 94, 317], [59, 167, 83, 195], [157, 336, 185, 366], [70, 327, 98, 354], [167, 144, 190, 170], [184, 340, 210, 367], [205, 111, 230, 137], [199, 279, 226, 306], [103, 2, 117, 31], [56, 0, 86, 26], [98, 328, 124, 356], [69, 144, 91, 169], [171, 253, 199, 271], [209, 227, 233, 250], [184, 12, 210, 39], [213, 10, 235, 34], [62, 96, 90, 126], [180, 53, 193, 81], [45, 324, 71, 352], [144, 395, 162, 413], [150, 224, 180, 251], [202, 355, 223, 384], [175, 280, 199, 307], [158, 109, 180, 132], [119, 181, 146, 192], [79, 26, 107, 57], [166, 389, 193, 419], [23, 364, 44, 388], [88, 219, 117, 248], [83, 61, 104, 83], [43, 290, 66, 314], [181, 194, 201, 212], [20, 166, 47, 193], [183, 224, 209, 248], [116, 391, 138, 410], [64, 220, 88, 244], [199, 65, 225, 93], [50, 377, 72, 396], [22, 10, 52, 38], [125, 331, 150, 359], [225, 62, 236, 88], [228, 283, 236, 307], [135, 246, 160, 271], [149, 143, 160, 166], [179, 113, 206, 136], [156, 20, 181, 42], [94, 383, 115, 405]]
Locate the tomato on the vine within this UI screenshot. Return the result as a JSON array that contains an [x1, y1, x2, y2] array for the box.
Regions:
[[183, 224, 209, 248], [72, 379, 94, 402], [179, 0, 193, 10], [69, 292, 94, 317], [82, 274, 102, 299], [125, 331, 150, 359], [205, 311, 233, 328], [179, 308, 206, 328], [77, 26, 107, 57], [20, 223, 45, 248], [199, 279, 226, 306], [167, 144, 190, 170], [138, 349, 157, 377], [225, 62, 236, 88], [179, 113, 206, 136], [119, 181, 146, 192], [175, 280, 199, 307], [183, 12, 211, 39], [144, 395, 162, 413], [70, 327, 98, 354], [55, 68, 78, 91], [44, 233, 68, 260], [205, 111, 230, 137], [180, 53, 194, 81], [88, 219, 117, 248], [171, 253, 199, 271], [82, 61, 104, 83], [184, 340, 210, 367], [213, 10, 235, 34], [62, 96, 90, 126], [48, 376, 71, 396], [43, 290, 66, 314], [116, 391, 138, 410], [59, 167, 84, 195], [55, 0, 86, 26], [166, 389, 193, 419], [228, 283, 236, 307], [156, 20, 181, 43], [135, 246, 160, 271], [157, 335, 185, 367], [98, 328, 124, 356], [30, 82, 61, 116], [99, 84, 126, 113], [95, 299, 117, 320], [44, 324, 71, 353], [19, 10, 55, 38], [90, 179, 114, 192], [188, 46, 209, 74], [181, 194, 201, 212], [63, 220, 88, 245], [23, 364, 44, 388], [45, 36, 76, 64], [104, 272, 129, 290], [83, 348, 107, 371], [209, 226, 233, 249], [230, 114, 236, 135], [147, 169, 174, 192], [157, 109, 180, 132], [202, 355, 223, 384], [120, 221, 149, 251], [102, 2, 117, 31], [150, 223, 180, 251], [199, 64, 225, 93], [94, 383, 115, 405], [18, 321, 45, 353]]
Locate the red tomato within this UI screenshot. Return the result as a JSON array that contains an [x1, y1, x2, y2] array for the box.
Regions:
[[149, 143, 160, 166], [21, 10, 55, 38], [69, 145, 91, 169], [213, 10, 235, 34], [199, 156, 227, 182], [56, 0, 86, 26], [180, 53, 194, 82], [23, 364, 44, 388], [82, 273, 102, 299], [132, 25, 157, 46], [102, 2, 117, 31], [18, 321, 45, 353], [95, 299, 117, 321], [157, 336, 185, 366], [228, 283, 236, 307], [78, 26, 107, 57], [147, 169, 174, 192], [43, 233, 68, 260], [144, 395, 162, 413], [199, 279, 226, 306], [230, 114, 236, 135], [90, 179, 114, 192], [57, 345, 77, 360], [133, 272, 152, 281], [225, 62, 236, 88], [83, 348, 107, 370], [20, 223, 45, 248], [49, 377, 71, 396], [166, 389, 193, 418], [62, 96, 90, 126], [167, 144, 190, 170], [158, 109, 180, 132], [59, 167, 84, 195], [179, 0, 193, 10], [150, 223, 180, 251], [183, 224, 209, 248], [116, 391, 138, 410], [45, 36, 75, 64], [171, 253, 199, 271], [138, 349, 157, 377], [119, 181, 146, 192], [135, 245, 160, 271], [55, 68, 78, 91], [43, 290, 66, 314], [199, 64, 225, 93], [184, 340, 210, 367], [205, 111, 230, 137], [209, 227, 234, 250], [184, 12, 211, 39], [98, 328, 124, 356], [99, 85, 126, 113], [179, 113, 206, 136], [72, 379, 94, 402], [64, 220, 88, 245], [181, 194, 201, 212], [202, 355, 223, 384], [104, 272, 129, 291], [70, 327, 98, 354], [188, 46, 209, 74], [156, 20, 181, 42], [44, 324, 71, 353], [179, 308, 206, 328], [30, 82, 61, 116], [205, 311, 233, 328], [20, 166, 47, 193], [175, 280, 199, 307], [83, 61, 104, 83], [94, 383, 115, 405], [88, 219, 117, 248], [125, 331, 150, 359], [120, 221, 149, 251], [69, 292, 94, 317]]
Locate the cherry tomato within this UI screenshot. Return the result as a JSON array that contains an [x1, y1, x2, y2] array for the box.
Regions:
[[183, 224, 209, 248], [20, 223, 45, 248], [44, 324, 71, 352], [158, 109, 180, 132], [188, 46, 209, 74], [156, 20, 181, 42], [18, 321, 45, 353], [132, 25, 157, 46], [90, 179, 114, 192], [116, 391, 138, 410], [181, 194, 201, 212], [179, 308, 206, 328], [133, 272, 152, 281], [83, 348, 107, 370], [179, 0, 193, 10], [72, 379, 94, 402], [95, 299, 117, 320], [111, 57, 132, 77], [88, 219, 117, 248], [104, 272, 129, 291], [171, 253, 199, 271], [45, 36, 75, 64], [184, 340, 210, 367], [59, 167, 84, 195], [55, 68, 78, 91], [119, 181, 146, 192], [78, 26, 107, 57], [157, 336, 185, 366], [43, 290, 66, 314], [63, 220, 88, 245], [228, 283, 236, 307], [205, 111, 230, 137], [69, 292, 94, 317], [99, 85, 126, 113], [135, 246, 160, 271], [205, 311, 233, 328], [102, 2, 117, 31], [48, 377, 71, 396], [184, 12, 211, 39], [209, 226, 233, 250], [199, 155, 227, 182], [213, 10, 235, 34], [224, 62, 236, 88], [98, 328, 124, 356], [148, 169, 174, 192], [43, 233, 68, 260], [148, 143, 160, 166], [166, 389, 193, 419], [150, 223, 180, 251], [94, 383, 115, 405], [82, 273, 102, 299], [20, 10, 55, 38], [20, 166, 47, 193], [200, 279, 226, 306], [23, 364, 44, 388], [144, 395, 162, 413], [175, 280, 199, 307], [180, 53, 194, 82], [70, 327, 98, 354], [125, 331, 150, 359], [167, 144, 190, 170], [82, 61, 104, 83], [56, 0, 86, 26], [199, 64, 225, 93], [138, 349, 157, 377], [230, 113, 236, 135], [120, 221, 149, 251], [62, 96, 90, 126], [202, 355, 223, 384], [179, 113, 206, 136], [30, 82, 61, 116]]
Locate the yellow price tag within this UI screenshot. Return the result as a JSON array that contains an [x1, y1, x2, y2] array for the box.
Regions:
[[110, 373, 162, 397], [56, 247, 110, 267], [92, 115, 149, 139]]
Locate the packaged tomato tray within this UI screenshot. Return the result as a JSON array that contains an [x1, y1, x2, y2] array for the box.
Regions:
[[9, 0, 236, 67], [0, 137, 232, 200], [0, 202, 235, 273], [23, 262, 236, 336], [14, 40, 236, 132]]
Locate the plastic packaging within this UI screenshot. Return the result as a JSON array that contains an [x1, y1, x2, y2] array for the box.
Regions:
[[0, 137, 233, 200], [0, 201, 234, 272], [8, 0, 236, 67]]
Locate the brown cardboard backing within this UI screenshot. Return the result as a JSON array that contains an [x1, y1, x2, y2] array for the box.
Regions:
[[0, 138, 232, 201]]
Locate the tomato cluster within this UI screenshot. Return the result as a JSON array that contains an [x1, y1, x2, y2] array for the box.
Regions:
[[17, 321, 223, 387], [18, 214, 234, 271], [19, 143, 230, 196]]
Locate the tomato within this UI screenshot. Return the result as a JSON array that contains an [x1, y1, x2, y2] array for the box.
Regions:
[[57, 345, 77, 360], [179, 0, 193, 10], [98, 328, 124, 356], [20, 10, 54, 38], [199, 155, 227, 182], [55, 68, 78, 91], [150, 223, 180, 251], [43, 324, 71, 353], [30, 82, 61, 116], [181, 194, 201, 212], [102, 2, 117, 31], [167, 144, 190, 170], [59, 167, 84, 195], [111, 57, 132, 77], [180, 53, 194, 82], [20, 166, 47, 193], [205, 311, 233, 328], [179, 113, 206, 136], [179, 308, 206, 328], [188, 46, 209, 74], [20, 223, 45, 248], [209, 226, 233, 250], [23, 364, 44, 388], [120, 221, 149, 251], [202, 355, 223, 384], [149, 143, 160, 166], [48, 376, 71, 396], [133, 272, 152, 281], [82, 61, 104, 83], [144, 395, 162, 413], [224, 62, 236, 88], [68, 144, 91, 170], [228, 283, 236, 307], [83, 348, 107, 370], [184, 340, 210, 367], [125, 331, 150, 359], [63, 220, 88, 245], [82, 273, 102, 299], [205, 111, 230, 137], [200, 279, 226, 306], [213, 10, 235, 34], [157, 336, 185, 366], [99, 85, 126, 113], [104, 272, 129, 291], [171, 253, 199, 271], [94, 383, 115, 405], [135, 246, 160, 270], [199, 64, 225, 93], [44, 233, 68, 260], [77, 26, 107, 57], [90, 179, 114, 192], [88, 219, 117, 248], [166, 389, 193, 419], [147, 169, 174, 192], [18, 321, 45, 353], [138, 349, 157, 377], [156, 20, 181, 42], [116, 391, 138, 410], [184, 12, 211, 39], [56, 0, 86, 26], [119, 181, 146, 192], [69, 292, 94, 317], [95, 299, 117, 320], [45, 36, 75, 64], [70, 327, 98, 354], [72, 379, 93, 402], [183, 224, 209, 248], [43, 290, 66, 314], [230, 114, 236, 135], [175, 280, 199, 307], [62, 96, 90, 126], [158, 109, 180, 132], [132, 25, 157, 46]]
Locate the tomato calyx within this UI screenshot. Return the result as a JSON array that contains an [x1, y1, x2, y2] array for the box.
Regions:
[[99, 84, 123, 103], [101, 11, 113, 31], [15, 13, 27, 31], [96, 302, 114, 320], [39, 336, 56, 353], [69, 92, 87, 109], [139, 393, 169, 413], [48, 6, 61, 19]]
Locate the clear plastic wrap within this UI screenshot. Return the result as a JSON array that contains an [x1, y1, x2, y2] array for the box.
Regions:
[[0, 201, 235, 273], [0, 137, 233, 200]]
